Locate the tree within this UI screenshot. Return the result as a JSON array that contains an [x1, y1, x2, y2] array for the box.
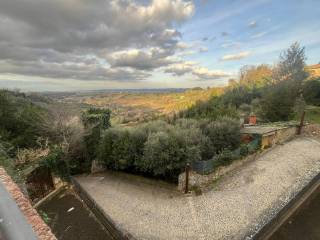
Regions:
[[82, 108, 111, 163], [0, 90, 48, 149], [273, 42, 309, 83], [303, 79, 320, 106], [259, 43, 309, 122], [239, 64, 272, 88]]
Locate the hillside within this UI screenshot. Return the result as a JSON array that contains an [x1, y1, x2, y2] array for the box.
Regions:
[[54, 87, 225, 124], [306, 64, 320, 78]]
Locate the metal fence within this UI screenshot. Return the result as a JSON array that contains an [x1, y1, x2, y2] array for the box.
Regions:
[[191, 138, 261, 175]]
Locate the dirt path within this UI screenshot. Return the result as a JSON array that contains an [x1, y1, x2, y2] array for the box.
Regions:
[[75, 136, 320, 240]]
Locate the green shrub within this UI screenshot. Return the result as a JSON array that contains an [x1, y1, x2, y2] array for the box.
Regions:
[[202, 117, 241, 154], [97, 117, 240, 180], [98, 128, 138, 171], [0, 90, 48, 149], [141, 129, 201, 178], [215, 149, 236, 166], [40, 146, 69, 180], [303, 79, 320, 106], [240, 144, 249, 156]]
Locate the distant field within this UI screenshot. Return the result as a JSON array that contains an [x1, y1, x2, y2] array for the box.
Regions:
[[84, 88, 224, 124], [51, 87, 224, 125]]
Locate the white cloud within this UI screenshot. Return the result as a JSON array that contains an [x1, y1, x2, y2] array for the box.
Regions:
[[248, 20, 257, 28], [0, 0, 195, 81], [251, 31, 268, 39], [107, 47, 176, 70], [199, 47, 209, 53], [165, 61, 230, 80], [221, 41, 241, 49], [221, 51, 251, 61]]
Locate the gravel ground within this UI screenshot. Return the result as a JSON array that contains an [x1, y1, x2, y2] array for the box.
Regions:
[[75, 136, 320, 240]]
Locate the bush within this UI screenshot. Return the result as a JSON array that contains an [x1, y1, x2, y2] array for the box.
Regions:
[[97, 117, 241, 180], [0, 90, 48, 149], [215, 149, 237, 166], [40, 146, 69, 180], [240, 144, 249, 156], [303, 79, 320, 106], [202, 117, 241, 154], [141, 128, 202, 178], [259, 80, 299, 122], [179, 97, 239, 120]]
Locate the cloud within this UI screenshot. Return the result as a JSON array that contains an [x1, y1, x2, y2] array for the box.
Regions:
[[176, 41, 193, 49], [107, 47, 176, 70], [221, 41, 241, 49], [251, 31, 268, 39], [248, 20, 257, 28], [198, 47, 208, 53], [220, 51, 251, 61], [221, 32, 229, 37], [0, 0, 194, 81], [164, 62, 230, 80], [0, 59, 150, 81]]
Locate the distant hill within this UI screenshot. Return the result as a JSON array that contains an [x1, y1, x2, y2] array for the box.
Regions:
[[306, 64, 320, 78], [50, 87, 224, 125]]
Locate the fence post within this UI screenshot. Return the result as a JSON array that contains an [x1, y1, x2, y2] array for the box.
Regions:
[[185, 163, 190, 194], [298, 111, 305, 135]]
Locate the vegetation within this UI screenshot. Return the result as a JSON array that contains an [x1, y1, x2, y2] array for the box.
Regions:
[[181, 42, 311, 123], [0, 90, 48, 149], [303, 106, 320, 124], [303, 78, 320, 106], [0, 90, 111, 181], [97, 118, 240, 180], [0, 42, 318, 185], [56, 88, 225, 125]]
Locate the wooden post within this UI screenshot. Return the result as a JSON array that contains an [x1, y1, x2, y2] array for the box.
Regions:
[[298, 111, 305, 135], [185, 163, 190, 194]]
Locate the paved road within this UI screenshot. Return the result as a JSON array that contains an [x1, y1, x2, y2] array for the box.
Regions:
[[75, 137, 320, 240]]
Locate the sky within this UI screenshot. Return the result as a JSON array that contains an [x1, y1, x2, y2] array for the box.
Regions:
[[0, 0, 319, 91]]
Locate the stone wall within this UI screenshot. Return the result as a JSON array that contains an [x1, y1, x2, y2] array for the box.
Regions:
[[178, 126, 298, 193], [261, 126, 298, 149], [275, 126, 298, 144], [178, 152, 260, 192]]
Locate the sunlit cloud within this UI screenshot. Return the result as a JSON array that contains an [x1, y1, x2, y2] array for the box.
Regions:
[[221, 51, 251, 61]]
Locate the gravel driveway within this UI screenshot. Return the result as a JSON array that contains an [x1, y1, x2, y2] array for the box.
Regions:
[[75, 136, 320, 240]]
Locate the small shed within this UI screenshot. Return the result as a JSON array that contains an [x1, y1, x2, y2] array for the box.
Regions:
[[241, 124, 298, 149]]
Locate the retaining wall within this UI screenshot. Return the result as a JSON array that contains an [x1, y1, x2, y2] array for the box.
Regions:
[[178, 151, 260, 192]]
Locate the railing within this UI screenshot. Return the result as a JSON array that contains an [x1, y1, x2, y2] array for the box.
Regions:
[[0, 182, 38, 240]]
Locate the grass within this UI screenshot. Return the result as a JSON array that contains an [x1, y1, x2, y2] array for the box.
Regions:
[[305, 105, 320, 124]]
